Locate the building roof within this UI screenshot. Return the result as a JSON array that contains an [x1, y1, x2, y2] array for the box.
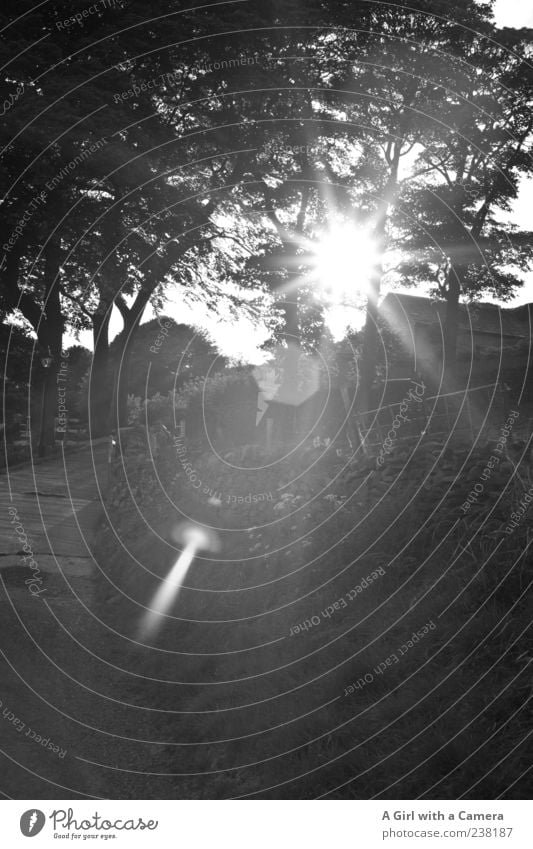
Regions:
[[380, 292, 531, 339]]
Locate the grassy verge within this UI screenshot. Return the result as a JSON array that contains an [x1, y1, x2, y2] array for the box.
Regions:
[[93, 431, 532, 798]]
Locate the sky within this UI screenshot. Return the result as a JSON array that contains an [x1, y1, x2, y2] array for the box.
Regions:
[[69, 0, 533, 358], [493, 0, 533, 29], [483, 0, 533, 305]]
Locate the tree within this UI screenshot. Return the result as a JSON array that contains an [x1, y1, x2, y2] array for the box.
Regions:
[[0, 1, 221, 440], [0, 0, 149, 446], [110, 317, 223, 400], [307, 0, 502, 407], [4, 0, 529, 453], [0, 322, 35, 431], [158, 0, 503, 412], [395, 24, 533, 381]]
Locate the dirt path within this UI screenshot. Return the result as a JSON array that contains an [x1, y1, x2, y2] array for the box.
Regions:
[[0, 443, 111, 798]]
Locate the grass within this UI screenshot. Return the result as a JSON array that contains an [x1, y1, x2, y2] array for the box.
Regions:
[[92, 431, 532, 798]]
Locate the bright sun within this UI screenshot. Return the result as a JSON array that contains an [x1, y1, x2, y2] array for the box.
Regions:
[[313, 224, 378, 300]]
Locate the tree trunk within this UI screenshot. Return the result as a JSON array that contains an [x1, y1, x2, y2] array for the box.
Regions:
[[273, 289, 301, 443], [90, 305, 112, 437], [357, 213, 387, 414], [115, 333, 134, 430], [91, 202, 124, 436], [357, 145, 400, 415], [111, 319, 139, 431], [36, 240, 64, 454], [37, 363, 59, 455], [1, 239, 64, 455], [443, 265, 464, 389], [110, 292, 152, 431], [358, 263, 382, 415]]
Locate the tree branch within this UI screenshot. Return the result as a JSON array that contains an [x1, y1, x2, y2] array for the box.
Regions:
[[59, 286, 94, 320]]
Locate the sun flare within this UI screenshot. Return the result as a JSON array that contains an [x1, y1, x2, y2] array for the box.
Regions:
[[313, 224, 378, 301]]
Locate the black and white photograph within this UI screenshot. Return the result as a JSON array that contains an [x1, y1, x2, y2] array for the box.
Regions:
[[0, 0, 532, 829]]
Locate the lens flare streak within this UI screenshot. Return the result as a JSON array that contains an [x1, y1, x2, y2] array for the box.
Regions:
[[137, 524, 217, 642]]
